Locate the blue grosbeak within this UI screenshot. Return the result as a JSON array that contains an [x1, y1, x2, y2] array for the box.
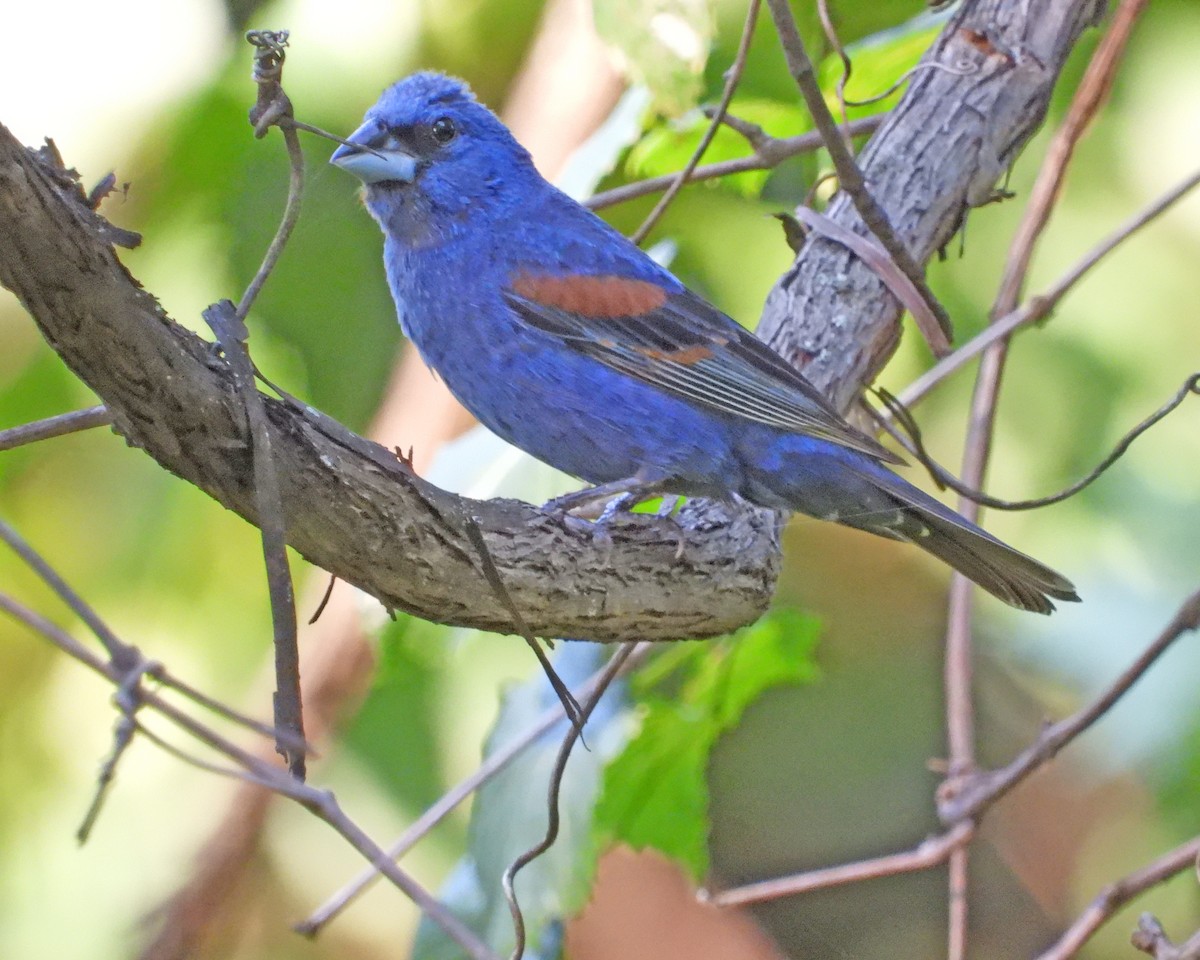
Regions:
[[331, 73, 1079, 614]]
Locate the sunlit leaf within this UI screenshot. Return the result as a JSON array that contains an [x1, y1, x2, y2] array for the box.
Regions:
[[594, 0, 714, 116], [625, 98, 810, 199]]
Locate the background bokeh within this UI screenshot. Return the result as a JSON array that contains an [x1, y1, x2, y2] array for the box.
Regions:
[[0, 1, 1197, 958]]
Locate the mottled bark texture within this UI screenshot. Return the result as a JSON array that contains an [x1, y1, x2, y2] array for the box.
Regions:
[[0, 0, 1103, 642]]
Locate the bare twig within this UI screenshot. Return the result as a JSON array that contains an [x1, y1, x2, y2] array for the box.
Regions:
[[707, 821, 975, 907], [587, 116, 882, 212], [297, 642, 652, 937], [204, 302, 305, 777], [815, 0, 854, 154], [765, 0, 954, 345], [0, 588, 500, 960], [1132, 913, 1200, 960], [874, 373, 1200, 510], [460, 512, 583, 730], [0, 405, 111, 451], [210, 30, 310, 778], [503, 642, 637, 960], [1036, 838, 1200, 960], [994, 0, 1151, 308], [893, 165, 1200, 411], [0, 518, 306, 751], [0, 517, 138, 669], [241, 30, 305, 317], [708, 589, 1200, 920], [629, 0, 761, 244], [940, 587, 1200, 824], [792, 206, 950, 355], [937, 5, 1149, 951]]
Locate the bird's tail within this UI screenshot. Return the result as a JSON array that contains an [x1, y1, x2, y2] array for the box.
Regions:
[[844, 479, 1080, 615]]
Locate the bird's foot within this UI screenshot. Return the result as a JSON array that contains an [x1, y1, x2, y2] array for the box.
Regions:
[[546, 476, 669, 546]]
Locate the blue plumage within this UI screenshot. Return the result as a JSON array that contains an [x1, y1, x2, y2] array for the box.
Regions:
[[332, 72, 1079, 614]]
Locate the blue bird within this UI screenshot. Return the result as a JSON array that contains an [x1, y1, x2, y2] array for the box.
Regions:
[[332, 72, 1079, 614]]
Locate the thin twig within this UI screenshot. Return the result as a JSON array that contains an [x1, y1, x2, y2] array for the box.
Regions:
[[993, 0, 1151, 309], [893, 165, 1200, 412], [503, 642, 637, 960], [765, 0, 954, 343], [0, 521, 307, 751], [205, 300, 305, 778], [938, 5, 1149, 949], [460, 512, 583, 729], [586, 117, 882, 212], [297, 641, 652, 936], [939, 587, 1200, 825], [629, 0, 762, 245], [0, 588, 500, 960], [792, 206, 950, 355], [211, 30, 310, 778], [707, 821, 975, 907], [1036, 837, 1200, 960], [0, 405, 112, 452], [1132, 913, 1200, 960], [703, 589, 1200, 916], [0, 518, 138, 669], [874, 373, 1200, 510], [815, 0, 854, 155]]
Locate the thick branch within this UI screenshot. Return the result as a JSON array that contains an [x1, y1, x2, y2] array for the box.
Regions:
[[0, 133, 778, 643], [758, 0, 1107, 407], [0, 0, 1101, 642]]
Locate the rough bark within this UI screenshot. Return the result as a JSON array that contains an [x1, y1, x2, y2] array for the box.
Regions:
[[0, 0, 1104, 643], [760, 0, 1107, 406]]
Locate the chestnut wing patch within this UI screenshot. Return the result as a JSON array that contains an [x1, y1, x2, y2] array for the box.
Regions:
[[503, 273, 901, 464]]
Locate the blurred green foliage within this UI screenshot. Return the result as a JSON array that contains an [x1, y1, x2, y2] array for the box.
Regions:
[[592, 609, 819, 880], [0, 1, 1198, 958]]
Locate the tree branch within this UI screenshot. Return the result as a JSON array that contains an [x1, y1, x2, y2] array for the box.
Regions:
[[0, 127, 776, 643], [0, 0, 1103, 646]]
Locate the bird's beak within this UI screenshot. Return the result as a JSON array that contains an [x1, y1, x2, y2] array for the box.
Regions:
[[330, 122, 418, 185]]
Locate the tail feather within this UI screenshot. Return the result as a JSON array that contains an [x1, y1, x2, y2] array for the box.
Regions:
[[873, 487, 1080, 615], [745, 436, 1080, 614]]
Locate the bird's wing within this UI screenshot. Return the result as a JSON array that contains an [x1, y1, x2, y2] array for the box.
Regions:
[[503, 272, 902, 464]]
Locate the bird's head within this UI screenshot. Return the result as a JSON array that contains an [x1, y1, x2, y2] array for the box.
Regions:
[[331, 72, 538, 244]]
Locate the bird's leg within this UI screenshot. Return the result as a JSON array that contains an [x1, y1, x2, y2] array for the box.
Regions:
[[654, 495, 681, 518], [545, 472, 667, 520]]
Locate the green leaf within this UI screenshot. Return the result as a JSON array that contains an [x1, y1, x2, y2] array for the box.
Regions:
[[594, 0, 714, 116], [625, 98, 810, 199], [591, 699, 712, 876], [592, 609, 820, 880]]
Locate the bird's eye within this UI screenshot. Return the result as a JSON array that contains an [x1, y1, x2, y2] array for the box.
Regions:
[[431, 117, 457, 145]]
